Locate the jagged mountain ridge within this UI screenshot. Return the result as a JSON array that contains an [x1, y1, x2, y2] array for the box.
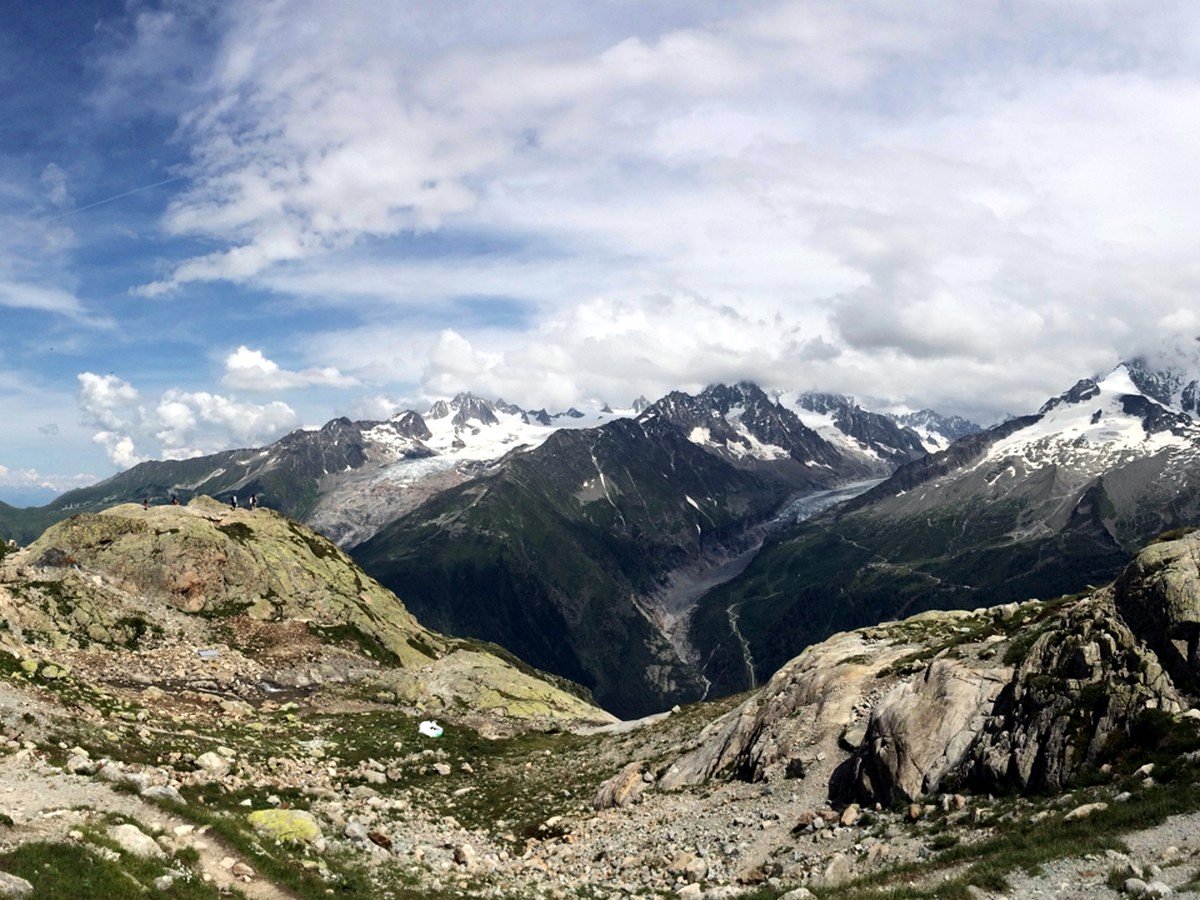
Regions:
[[892, 407, 982, 444], [645, 382, 874, 484], [792, 391, 933, 467], [2, 384, 966, 551], [688, 359, 1200, 697], [3, 393, 633, 546]]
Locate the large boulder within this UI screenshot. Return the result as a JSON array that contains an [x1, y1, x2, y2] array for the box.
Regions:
[[657, 615, 988, 794], [109, 823, 165, 860], [847, 658, 1008, 803], [960, 592, 1180, 793], [1114, 530, 1200, 689]]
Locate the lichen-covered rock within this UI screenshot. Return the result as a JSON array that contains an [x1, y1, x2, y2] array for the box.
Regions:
[[1115, 530, 1200, 688], [593, 762, 646, 810], [18, 499, 436, 668], [247, 809, 322, 845], [380, 648, 610, 726], [957, 593, 1180, 794]]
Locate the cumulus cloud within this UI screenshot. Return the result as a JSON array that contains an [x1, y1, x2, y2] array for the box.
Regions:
[[91, 431, 143, 469], [77, 371, 298, 467], [221, 346, 359, 391], [77, 373, 140, 430]]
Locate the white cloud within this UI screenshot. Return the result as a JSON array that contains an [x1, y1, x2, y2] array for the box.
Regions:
[[221, 345, 359, 391], [0, 464, 93, 494], [91, 431, 143, 469], [77, 371, 299, 467], [0, 281, 91, 320], [100, 0, 1200, 422], [77, 373, 140, 431]]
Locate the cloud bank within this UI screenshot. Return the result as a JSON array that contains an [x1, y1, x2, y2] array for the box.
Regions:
[[94, 0, 1200, 424]]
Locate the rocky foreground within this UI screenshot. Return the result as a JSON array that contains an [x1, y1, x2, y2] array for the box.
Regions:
[[0, 504, 1195, 897]]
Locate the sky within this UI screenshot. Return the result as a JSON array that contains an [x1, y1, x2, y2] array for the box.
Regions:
[[3, 0, 1200, 504]]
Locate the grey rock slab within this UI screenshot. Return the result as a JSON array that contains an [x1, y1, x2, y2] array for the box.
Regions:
[[0, 873, 33, 898]]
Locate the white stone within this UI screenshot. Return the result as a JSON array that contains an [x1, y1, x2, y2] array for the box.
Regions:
[[195, 752, 230, 775], [109, 823, 166, 860]]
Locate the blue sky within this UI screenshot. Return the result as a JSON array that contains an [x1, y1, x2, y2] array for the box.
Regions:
[[3, 0, 1200, 504]]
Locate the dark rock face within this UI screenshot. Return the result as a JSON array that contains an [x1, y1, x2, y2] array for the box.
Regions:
[[1118, 394, 1195, 437], [1115, 530, 1200, 690], [388, 411, 432, 441], [956, 594, 1177, 796], [1127, 356, 1200, 416], [797, 392, 927, 465], [894, 409, 982, 442], [1039, 378, 1100, 414], [645, 382, 859, 486], [449, 393, 499, 427]]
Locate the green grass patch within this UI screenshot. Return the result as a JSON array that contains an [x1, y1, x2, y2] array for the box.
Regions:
[[308, 623, 402, 665], [0, 838, 226, 899]]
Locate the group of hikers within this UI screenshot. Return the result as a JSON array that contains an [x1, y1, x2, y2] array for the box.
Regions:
[[140, 493, 262, 510]]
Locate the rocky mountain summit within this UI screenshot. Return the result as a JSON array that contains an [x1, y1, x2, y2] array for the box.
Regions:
[[892, 408, 982, 444], [792, 392, 930, 468], [0, 498, 609, 730]]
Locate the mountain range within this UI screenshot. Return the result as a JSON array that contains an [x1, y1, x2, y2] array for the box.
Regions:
[[32, 351, 1200, 714], [15, 346, 1200, 717], [0, 383, 965, 715]]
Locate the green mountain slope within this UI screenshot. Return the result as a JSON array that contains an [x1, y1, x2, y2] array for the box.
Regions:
[[354, 416, 790, 718]]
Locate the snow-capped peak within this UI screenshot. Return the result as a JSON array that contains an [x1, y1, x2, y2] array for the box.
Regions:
[[1124, 342, 1200, 419], [983, 362, 1197, 467], [784, 391, 929, 466]]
